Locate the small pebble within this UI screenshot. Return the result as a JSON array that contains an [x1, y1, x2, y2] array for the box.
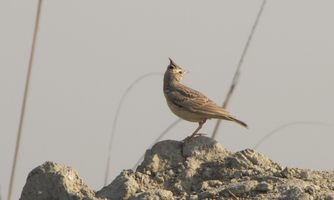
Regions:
[[256, 181, 273, 192]]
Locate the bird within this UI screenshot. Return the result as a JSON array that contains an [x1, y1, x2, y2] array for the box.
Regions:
[[163, 58, 247, 140]]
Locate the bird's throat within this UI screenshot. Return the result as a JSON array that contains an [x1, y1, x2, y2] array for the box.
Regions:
[[164, 73, 179, 88]]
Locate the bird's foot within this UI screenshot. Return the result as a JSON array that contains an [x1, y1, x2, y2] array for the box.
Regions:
[[182, 132, 206, 142]]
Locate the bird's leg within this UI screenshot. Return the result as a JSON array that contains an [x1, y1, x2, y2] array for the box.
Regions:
[[190, 119, 206, 137], [183, 119, 207, 142]]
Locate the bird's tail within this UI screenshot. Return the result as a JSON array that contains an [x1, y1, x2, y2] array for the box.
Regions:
[[229, 116, 248, 128]]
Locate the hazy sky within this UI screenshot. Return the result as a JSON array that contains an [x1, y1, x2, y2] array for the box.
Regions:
[[1, 0, 334, 199]]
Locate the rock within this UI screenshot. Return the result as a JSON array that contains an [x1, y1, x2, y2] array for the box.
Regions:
[[20, 161, 100, 200], [256, 181, 273, 192], [280, 186, 310, 200], [188, 194, 198, 200], [182, 136, 230, 159], [137, 140, 184, 174], [129, 189, 174, 200], [225, 149, 281, 172], [324, 193, 334, 200], [20, 136, 334, 200], [96, 170, 139, 200], [198, 190, 216, 199], [222, 180, 258, 197]]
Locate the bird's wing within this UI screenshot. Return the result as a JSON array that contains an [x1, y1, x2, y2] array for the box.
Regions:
[[168, 84, 231, 118]]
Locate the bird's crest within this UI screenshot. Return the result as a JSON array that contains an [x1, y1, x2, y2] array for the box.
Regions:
[[168, 57, 176, 66]]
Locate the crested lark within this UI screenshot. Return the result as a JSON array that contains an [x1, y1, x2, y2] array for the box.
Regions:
[[163, 58, 247, 139]]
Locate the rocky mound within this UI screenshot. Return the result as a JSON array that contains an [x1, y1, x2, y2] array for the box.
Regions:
[[20, 136, 334, 200]]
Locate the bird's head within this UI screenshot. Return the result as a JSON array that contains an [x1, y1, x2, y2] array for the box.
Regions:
[[165, 58, 188, 82]]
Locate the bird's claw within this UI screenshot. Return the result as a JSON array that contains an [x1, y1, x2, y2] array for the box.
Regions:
[[182, 132, 206, 142]]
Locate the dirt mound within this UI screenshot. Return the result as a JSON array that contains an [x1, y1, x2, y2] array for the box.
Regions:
[[21, 136, 334, 200]]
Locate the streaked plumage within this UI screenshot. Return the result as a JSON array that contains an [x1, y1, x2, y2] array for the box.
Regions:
[[163, 58, 247, 139]]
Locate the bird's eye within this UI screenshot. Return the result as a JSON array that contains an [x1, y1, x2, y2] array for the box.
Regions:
[[169, 65, 175, 70], [178, 71, 182, 74]]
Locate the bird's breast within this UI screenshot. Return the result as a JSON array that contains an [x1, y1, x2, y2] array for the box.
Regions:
[[166, 99, 204, 122]]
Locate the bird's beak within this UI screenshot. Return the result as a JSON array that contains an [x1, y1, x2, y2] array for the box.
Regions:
[[183, 69, 189, 74]]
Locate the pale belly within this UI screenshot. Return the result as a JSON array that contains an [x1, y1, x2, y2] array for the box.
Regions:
[[166, 100, 205, 122]]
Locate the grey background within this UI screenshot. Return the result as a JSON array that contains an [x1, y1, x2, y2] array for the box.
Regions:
[[1, 0, 334, 199]]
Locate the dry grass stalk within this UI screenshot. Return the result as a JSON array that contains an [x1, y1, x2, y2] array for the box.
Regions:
[[8, 1, 43, 199], [211, 0, 267, 139], [104, 72, 162, 185]]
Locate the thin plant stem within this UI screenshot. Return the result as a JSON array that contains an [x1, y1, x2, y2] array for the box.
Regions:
[[104, 72, 162, 186], [7, 0, 43, 200], [211, 0, 267, 139], [253, 121, 334, 150]]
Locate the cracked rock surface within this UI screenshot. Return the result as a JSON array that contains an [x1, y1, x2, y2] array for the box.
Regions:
[[21, 136, 334, 200]]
